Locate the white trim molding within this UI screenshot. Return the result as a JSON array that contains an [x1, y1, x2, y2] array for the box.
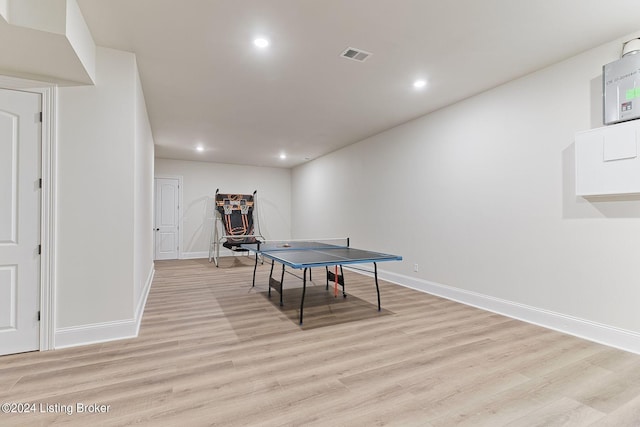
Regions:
[[181, 251, 210, 260], [181, 249, 251, 260], [0, 76, 57, 352], [134, 266, 154, 336], [349, 266, 640, 355], [39, 85, 57, 351], [55, 319, 139, 349], [56, 265, 154, 349]]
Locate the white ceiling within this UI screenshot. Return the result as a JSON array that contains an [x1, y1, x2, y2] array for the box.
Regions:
[[76, 0, 640, 168]]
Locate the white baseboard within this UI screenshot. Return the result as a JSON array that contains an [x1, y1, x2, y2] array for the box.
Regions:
[[55, 266, 155, 349], [181, 251, 210, 259], [54, 261, 640, 355], [348, 266, 640, 355], [55, 319, 138, 349], [181, 250, 249, 260], [134, 266, 154, 336]]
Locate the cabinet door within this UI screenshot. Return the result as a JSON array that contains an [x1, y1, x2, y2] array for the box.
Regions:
[[575, 121, 640, 196]]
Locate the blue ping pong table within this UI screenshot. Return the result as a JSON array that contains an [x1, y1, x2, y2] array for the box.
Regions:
[[241, 239, 402, 324]]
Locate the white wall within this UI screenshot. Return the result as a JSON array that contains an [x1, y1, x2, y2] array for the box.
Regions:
[[1, 0, 96, 84], [55, 46, 154, 346], [5, 0, 66, 33], [292, 32, 640, 352], [0, 1, 7, 21], [155, 159, 291, 258], [133, 57, 155, 314]]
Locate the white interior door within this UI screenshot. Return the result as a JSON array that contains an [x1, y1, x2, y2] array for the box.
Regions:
[[154, 178, 180, 260], [0, 88, 41, 355]]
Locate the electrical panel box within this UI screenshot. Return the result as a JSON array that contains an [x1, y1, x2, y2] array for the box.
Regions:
[[604, 54, 640, 124]]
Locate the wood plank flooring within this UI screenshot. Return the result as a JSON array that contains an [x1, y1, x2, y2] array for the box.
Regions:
[[2, 256, 640, 426]]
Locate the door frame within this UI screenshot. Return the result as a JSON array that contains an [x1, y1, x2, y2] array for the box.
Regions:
[[0, 75, 57, 351], [154, 175, 183, 260]]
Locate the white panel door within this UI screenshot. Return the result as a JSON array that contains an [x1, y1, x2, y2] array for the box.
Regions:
[[0, 88, 41, 355], [154, 178, 179, 260]]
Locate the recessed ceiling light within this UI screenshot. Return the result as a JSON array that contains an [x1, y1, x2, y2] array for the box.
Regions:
[[254, 38, 270, 48], [196, 145, 204, 152], [279, 153, 287, 160], [413, 79, 427, 89]]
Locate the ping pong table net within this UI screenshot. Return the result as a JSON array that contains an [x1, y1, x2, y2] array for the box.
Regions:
[[209, 189, 264, 266]]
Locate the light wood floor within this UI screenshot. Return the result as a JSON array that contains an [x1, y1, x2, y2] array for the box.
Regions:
[[2, 257, 640, 426]]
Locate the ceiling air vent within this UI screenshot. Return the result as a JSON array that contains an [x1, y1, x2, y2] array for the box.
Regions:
[[340, 47, 372, 62]]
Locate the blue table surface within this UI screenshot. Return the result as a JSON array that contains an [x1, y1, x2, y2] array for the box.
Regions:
[[241, 242, 402, 269]]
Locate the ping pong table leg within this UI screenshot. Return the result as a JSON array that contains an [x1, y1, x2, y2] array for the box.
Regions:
[[374, 262, 381, 311], [251, 251, 259, 287], [279, 263, 285, 306], [300, 267, 307, 325], [268, 260, 275, 298]]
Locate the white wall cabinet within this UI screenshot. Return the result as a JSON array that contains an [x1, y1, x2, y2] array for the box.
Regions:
[[575, 119, 640, 196]]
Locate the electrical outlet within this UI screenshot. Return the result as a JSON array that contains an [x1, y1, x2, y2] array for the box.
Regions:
[[413, 263, 419, 272]]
